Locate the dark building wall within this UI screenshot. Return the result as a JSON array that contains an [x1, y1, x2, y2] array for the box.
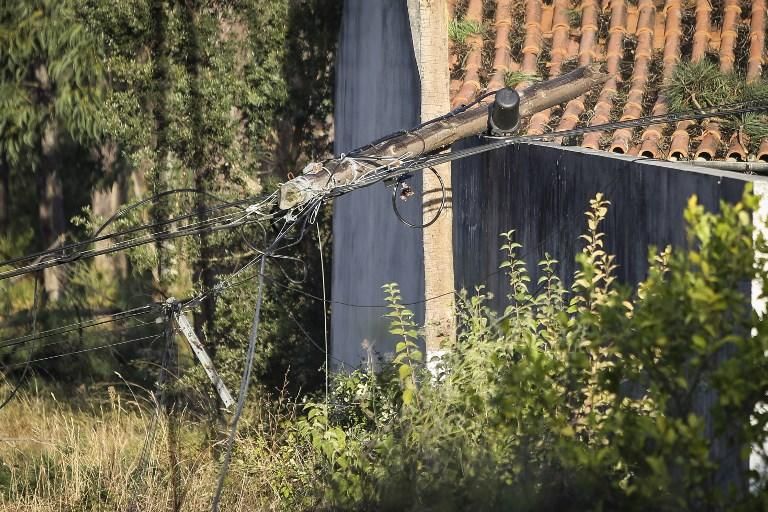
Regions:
[[452, 141, 749, 313], [331, 0, 424, 368], [330, 1, 759, 370]]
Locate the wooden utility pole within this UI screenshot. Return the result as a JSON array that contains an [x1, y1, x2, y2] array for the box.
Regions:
[[278, 65, 610, 210]]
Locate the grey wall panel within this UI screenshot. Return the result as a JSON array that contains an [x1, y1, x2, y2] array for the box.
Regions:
[[331, 0, 423, 368], [452, 141, 746, 312]]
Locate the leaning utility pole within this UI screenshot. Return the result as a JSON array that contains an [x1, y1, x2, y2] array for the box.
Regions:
[[278, 65, 610, 210], [277, 64, 610, 351]]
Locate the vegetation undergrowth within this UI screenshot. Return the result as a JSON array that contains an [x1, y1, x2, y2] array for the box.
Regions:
[[4, 190, 768, 511], [300, 189, 768, 511], [0, 382, 320, 511]]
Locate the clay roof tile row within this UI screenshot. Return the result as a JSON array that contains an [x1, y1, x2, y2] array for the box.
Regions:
[[448, 0, 768, 161]]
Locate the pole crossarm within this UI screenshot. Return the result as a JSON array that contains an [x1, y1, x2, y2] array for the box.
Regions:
[[278, 65, 610, 210]]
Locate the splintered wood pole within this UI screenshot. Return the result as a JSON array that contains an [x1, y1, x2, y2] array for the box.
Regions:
[[278, 65, 610, 210]]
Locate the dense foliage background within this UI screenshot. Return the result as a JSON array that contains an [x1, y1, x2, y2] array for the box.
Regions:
[[2, 2, 768, 510], [0, 0, 340, 398]]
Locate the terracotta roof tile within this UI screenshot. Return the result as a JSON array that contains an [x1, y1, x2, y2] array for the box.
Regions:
[[448, 0, 768, 161]]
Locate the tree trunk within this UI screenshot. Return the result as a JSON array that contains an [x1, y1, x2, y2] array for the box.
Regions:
[[0, 154, 8, 235], [92, 142, 126, 279], [415, 0, 455, 352], [38, 121, 65, 302], [149, 0, 174, 300]]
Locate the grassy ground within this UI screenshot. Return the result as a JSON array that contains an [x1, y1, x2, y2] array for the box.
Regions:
[[0, 382, 318, 511]]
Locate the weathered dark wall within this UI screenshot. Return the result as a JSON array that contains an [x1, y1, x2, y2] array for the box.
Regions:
[[330, 2, 761, 375], [331, 0, 424, 368], [452, 141, 748, 312]]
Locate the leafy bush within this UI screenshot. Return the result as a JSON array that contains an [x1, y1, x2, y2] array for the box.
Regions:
[[299, 190, 768, 511]]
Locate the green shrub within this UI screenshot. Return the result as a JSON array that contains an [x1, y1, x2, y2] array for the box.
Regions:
[[300, 189, 768, 511]]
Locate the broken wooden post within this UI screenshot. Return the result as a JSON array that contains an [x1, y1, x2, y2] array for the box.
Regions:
[[278, 64, 611, 210], [175, 311, 235, 408]]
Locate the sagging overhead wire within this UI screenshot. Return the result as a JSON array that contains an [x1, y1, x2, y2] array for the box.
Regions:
[[210, 199, 318, 512], [0, 193, 264, 271], [0, 305, 156, 350], [0, 193, 280, 282], [3, 333, 164, 369], [0, 196, 318, 382], [0, 209, 312, 352], [93, 188, 247, 237]]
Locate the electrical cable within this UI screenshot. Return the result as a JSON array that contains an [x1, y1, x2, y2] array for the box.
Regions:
[[0, 194, 265, 270], [391, 167, 446, 229], [93, 188, 247, 237], [318, 222, 329, 411], [283, 307, 346, 365], [1, 320, 157, 353], [3, 333, 162, 369], [259, 170, 627, 310], [0, 212, 267, 281], [0, 305, 155, 350], [210, 235, 272, 512], [210, 200, 321, 511], [0, 205, 292, 358], [0, 210, 243, 277]]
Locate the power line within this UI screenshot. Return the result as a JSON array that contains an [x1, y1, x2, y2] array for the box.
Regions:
[[0, 319, 157, 353], [0, 194, 265, 270], [0, 305, 156, 350], [0, 209, 304, 366], [0, 212, 265, 281], [211, 229, 282, 512], [3, 333, 163, 369], [93, 188, 248, 238]]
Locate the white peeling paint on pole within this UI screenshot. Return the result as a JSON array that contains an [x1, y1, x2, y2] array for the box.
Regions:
[[175, 312, 235, 409]]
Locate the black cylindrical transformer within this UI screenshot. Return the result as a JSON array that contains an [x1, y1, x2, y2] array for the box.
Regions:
[[488, 88, 521, 135]]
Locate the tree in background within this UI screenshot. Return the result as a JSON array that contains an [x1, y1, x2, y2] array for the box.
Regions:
[[0, 0, 340, 396], [0, 0, 106, 302]]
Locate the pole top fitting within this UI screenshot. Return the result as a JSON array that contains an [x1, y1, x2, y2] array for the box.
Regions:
[[488, 88, 521, 136]]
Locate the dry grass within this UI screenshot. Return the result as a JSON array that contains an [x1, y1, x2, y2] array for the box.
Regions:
[[0, 384, 320, 511]]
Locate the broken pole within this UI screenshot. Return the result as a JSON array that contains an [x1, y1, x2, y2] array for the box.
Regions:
[[175, 311, 235, 409], [278, 64, 611, 210]]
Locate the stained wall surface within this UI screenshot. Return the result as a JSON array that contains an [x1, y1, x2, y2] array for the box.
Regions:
[[451, 141, 750, 312], [331, 0, 424, 368], [331, 0, 760, 369]]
